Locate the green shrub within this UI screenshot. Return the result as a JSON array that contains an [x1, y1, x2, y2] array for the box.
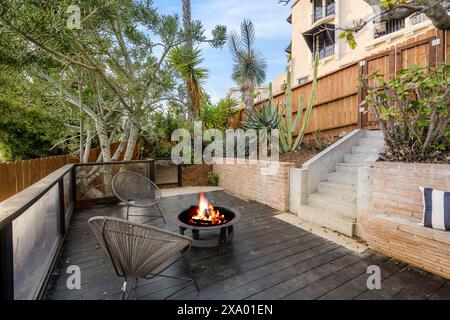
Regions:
[[201, 97, 238, 130], [364, 63, 449, 162], [313, 131, 331, 151], [207, 171, 219, 186]]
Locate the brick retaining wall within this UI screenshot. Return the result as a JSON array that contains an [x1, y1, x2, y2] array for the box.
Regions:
[[360, 162, 450, 279], [213, 159, 294, 212]]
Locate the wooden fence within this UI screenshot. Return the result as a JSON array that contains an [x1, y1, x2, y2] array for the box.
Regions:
[[254, 29, 448, 138], [0, 155, 78, 202], [0, 141, 140, 202]]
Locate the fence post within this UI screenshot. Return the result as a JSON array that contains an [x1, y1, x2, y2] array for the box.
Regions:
[[0, 224, 14, 300], [357, 59, 367, 129], [58, 179, 66, 236]]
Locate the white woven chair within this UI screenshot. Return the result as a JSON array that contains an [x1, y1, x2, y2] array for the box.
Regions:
[[88, 216, 199, 300], [111, 171, 166, 224]]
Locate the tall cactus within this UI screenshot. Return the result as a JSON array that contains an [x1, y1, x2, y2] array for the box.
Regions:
[[277, 52, 319, 153]]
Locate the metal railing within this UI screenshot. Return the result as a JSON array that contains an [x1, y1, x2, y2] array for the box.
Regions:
[[410, 13, 428, 25], [317, 44, 335, 59], [374, 19, 405, 38], [0, 158, 182, 299]]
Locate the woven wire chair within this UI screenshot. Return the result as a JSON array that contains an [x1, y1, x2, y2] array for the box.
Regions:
[[111, 171, 166, 224], [88, 216, 200, 300]]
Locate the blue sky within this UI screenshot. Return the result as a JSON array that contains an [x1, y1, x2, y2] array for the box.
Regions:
[[152, 0, 291, 102]]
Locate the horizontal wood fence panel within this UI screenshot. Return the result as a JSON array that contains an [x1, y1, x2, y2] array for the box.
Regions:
[[254, 28, 447, 137]]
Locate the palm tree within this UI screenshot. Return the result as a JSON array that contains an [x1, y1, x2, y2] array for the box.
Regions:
[[168, 45, 208, 119], [228, 20, 266, 113]]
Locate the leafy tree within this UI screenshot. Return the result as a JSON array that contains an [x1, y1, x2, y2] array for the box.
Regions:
[[228, 20, 267, 113], [0, 68, 69, 160], [0, 0, 223, 163]]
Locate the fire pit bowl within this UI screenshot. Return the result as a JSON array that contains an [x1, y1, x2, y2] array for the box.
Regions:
[[176, 205, 241, 248]]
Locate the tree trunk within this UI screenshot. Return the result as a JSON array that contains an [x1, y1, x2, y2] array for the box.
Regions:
[[242, 81, 255, 113], [182, 0, 193, 50], [124, 121, 139, 161], [95, 117, 112, 162], [83, 130, 92, 163]]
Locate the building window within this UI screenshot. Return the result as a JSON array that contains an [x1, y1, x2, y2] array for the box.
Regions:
[[374, 19, 405, 38], [298, 76, 309, 85], [313, 27, 335, 59], [326, 0, 335, 16], [313, 0, 335, 22], [313, 0, 323, 22]]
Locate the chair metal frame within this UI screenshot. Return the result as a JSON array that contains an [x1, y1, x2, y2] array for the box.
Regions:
[[111, 171, 166, 224], [89, 216, 200, 300]]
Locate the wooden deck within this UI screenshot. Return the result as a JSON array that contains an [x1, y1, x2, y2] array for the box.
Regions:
[[44, 191, 450, 300]]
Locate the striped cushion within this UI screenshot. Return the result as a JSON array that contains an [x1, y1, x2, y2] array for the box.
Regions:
[[420, 187, 450, 232]]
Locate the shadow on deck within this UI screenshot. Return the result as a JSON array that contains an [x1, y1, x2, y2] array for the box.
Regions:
[[44, 191, 450, 300]]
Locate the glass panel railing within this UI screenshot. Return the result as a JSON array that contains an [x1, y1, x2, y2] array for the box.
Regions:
[[75, 161, 151, 203], [154, 158, 180, 186], [12, 184, 61, 299]]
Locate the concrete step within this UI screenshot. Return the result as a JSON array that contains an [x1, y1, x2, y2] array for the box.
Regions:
[[298, 205, 356, 237], [327, 172, 357, 186], [344, 153, 370, 163], [358, 138, 385, 147], [336, 162, 364, 175], [352, 145, 380, 155], [308, 192, 357, 218], [364, 130, 384, 139], [318, 181, 356, 202]]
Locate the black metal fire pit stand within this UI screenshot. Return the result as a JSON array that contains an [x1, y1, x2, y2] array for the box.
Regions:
[[176, 207, 240, 248]]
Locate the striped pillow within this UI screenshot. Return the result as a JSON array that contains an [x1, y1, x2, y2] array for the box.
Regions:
[[420, 187, 450, 232]]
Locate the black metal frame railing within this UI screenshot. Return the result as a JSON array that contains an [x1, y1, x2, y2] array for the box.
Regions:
[[0, 158, 182, 300], [0, 165, 74, 300]]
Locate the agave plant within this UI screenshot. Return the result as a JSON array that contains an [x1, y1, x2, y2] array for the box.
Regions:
[[241, 87, 279, 131]]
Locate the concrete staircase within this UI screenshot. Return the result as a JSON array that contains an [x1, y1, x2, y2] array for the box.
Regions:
[[299, 130, 385, 237]]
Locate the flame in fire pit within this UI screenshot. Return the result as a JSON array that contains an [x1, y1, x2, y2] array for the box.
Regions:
[[190, 193, 226, 225]]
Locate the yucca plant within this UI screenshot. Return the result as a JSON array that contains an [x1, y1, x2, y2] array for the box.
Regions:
[[201, 97, 239, 130], [168, 45, 208, 119], [278, 52, 319, 153]]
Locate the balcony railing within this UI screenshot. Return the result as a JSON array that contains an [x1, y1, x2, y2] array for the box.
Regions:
[[374, 19, 405, 38], [410, 13, 428, 25], [0, 158, 180, 300], [317, 44, 335, 59]]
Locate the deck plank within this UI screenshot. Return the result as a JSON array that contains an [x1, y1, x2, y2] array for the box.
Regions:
[[43, 191, 450, 300]]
